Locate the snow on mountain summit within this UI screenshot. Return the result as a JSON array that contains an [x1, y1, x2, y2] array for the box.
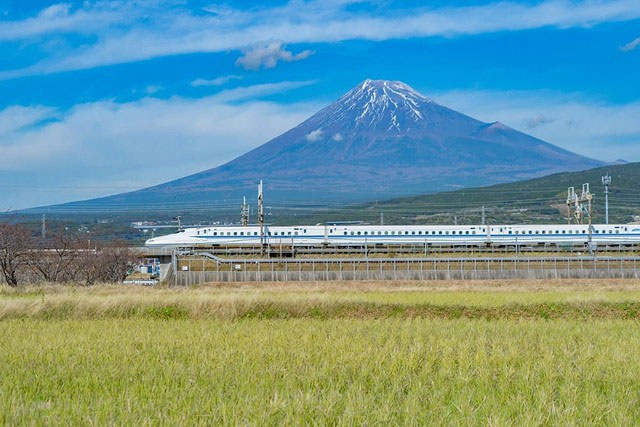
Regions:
[[303, 79, 481, 138]]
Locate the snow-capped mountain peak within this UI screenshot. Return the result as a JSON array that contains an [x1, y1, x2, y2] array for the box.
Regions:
[[304, 79, 476, 136]]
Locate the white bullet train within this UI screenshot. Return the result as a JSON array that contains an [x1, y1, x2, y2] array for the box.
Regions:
[[145, 223, 640, 248]]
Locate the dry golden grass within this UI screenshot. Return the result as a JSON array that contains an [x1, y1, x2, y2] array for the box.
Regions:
[[2, 279, 640, 320]]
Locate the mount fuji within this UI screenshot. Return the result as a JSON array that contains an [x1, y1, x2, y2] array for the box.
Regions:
[[52, 79, 603, 210]]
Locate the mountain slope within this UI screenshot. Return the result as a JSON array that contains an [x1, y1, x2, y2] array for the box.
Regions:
[[285, 162, 640, 226], [50, 79, 603, 210]]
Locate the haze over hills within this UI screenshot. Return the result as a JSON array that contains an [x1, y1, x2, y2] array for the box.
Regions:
[[42, 79, 603, 212]]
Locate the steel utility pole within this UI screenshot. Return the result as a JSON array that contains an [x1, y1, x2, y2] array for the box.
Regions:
[[241, 196, 249, 227], [174, 216, 183, 231], [602, 174, 611, 224], [41, 214, 46, 239], [258, 181, 264, 248], [380, 213, 384, 226], [481, 206, 485, 226], [566, 187, 576, 224]]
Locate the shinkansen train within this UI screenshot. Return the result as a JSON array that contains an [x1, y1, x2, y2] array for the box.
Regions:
[[145, 223, 640, 248]]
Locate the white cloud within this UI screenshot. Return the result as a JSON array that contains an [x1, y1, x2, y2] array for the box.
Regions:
[[191, 74, 243, 87], [0, 83, 322, 210], [621, 36, 640, 51], [145, 85, 162, 94], [2, 0, 640, 78], [332, 133, 343, 141], [211, 80, 318, 102], [38, 3, 71, 19], [236, 41, 313, 70], [432, 89, 640, 162], [305, 129, 324, 141]]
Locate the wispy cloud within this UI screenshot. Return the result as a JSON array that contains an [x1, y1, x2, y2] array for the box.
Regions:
[[2, 0, 640, 79], [621, 36, 640, 51], [524, 114, 556, 129], [211, 80, 318, 102], [191, 74, 243, 87], [236, 41, 313, 70]]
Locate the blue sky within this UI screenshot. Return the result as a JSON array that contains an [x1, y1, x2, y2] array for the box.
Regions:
[[0, 0, 639, 210]]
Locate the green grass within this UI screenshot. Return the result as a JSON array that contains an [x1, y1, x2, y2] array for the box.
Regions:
[[2, 318, 640, 424], [2, 280, 640, 424]]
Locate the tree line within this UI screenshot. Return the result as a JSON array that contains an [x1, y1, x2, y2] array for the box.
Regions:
[[0, 220, 138, 286]]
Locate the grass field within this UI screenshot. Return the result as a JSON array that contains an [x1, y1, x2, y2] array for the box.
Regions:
[[2, 280, 640, 424]]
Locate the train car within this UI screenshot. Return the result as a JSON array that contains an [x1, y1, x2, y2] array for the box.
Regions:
[[145, 223, 640, 248]]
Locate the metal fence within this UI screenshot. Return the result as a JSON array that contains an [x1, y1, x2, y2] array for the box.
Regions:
[[172, 255, 640, 285]]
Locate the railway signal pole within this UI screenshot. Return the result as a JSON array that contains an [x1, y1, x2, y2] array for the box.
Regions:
[[602, 174, 611, 224]]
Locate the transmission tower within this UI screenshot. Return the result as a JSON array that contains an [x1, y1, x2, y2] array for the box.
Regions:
[[567, 184, 593, 225], [602, 174, 611, 224]]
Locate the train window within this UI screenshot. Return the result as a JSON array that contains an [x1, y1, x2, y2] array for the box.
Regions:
[[411, 231, 415, 235], [616, 230, 619, 234], [508, 231, 512, 234], [304, 229, 307, 233], [364, 231, 368, 235], [287, 232, 291, 236], [542, 231, 545, 234], [384, 231, 388, 235], [528, 231, 532, 234], [452, 231, 456, 235], [294, 232, 298, 236], [344, 232, 347, 235], [466, 231, 469, 235], [254, 232, 258, 236], [472, 231, 476, 235], [357, 231, 361, 235], [350, 231, 354, 235], [609, 230, 612, 234], [404, 231, 409, 235], [445, 231, 449, 235], [439, 231, 442, 235]]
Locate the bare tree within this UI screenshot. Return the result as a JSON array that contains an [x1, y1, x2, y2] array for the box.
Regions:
[[69, 240, 138, 285], [98, 242, 138, 283], [27, 231, 81, 283], [0, 221, 33, 286]]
